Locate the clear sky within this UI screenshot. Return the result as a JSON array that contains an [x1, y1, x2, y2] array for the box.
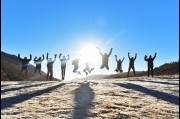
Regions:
[[2, 0, 179, 80]]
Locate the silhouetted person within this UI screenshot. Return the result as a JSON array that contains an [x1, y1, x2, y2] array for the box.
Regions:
[[34, 54, 44, 75], [127, 52, 137, 77], [97, 47, 113, 70], [83, 62, 94, 76], [72, 58, 81, 75], [59, 54, 70, 80], [46, 53, 57, 81], [144, 53, 157, 77], [114, 55, 125, 73], [18, 54, 32, 76]]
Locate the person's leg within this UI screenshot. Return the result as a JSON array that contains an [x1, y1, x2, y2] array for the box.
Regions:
[[64, 66, 66, 79], [62, 68, 65, 80], [47, 69, 49, 80], [61, 67, 64, 79], [83, 69, 88, 76], [127, 67, 131, 77], [100, 65, 104, 69], [106, 65, 109, 70], [25, 69, 28, 76], [90, 68, 94, 73], [73, 66, 78, 72], [148, 66, 150, 77], [34, 67, 37, 73], [50, 70, 53, 81], [132, 67, 136, 76], [38, 68, 41, 75], [151, 67, 154, 77]]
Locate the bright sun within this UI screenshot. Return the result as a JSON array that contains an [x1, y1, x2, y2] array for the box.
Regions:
[[79, 44, 100, 65]]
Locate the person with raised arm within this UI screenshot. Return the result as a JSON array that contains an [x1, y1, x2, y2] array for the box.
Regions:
[[127, 52, 137, 77], [46, 53, 57, 81], [83, 62, 94, 76], [72, 55, 81, 75], [144, 53, 157, 77], [97, 47, 113, 70], [59, 54, 70, 80], [34, 54, 44, 75], [18, 54, 32, 76], [114, 55, 125, 73]]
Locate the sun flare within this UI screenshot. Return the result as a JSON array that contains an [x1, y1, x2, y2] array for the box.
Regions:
[[79, 44, 100, 65]]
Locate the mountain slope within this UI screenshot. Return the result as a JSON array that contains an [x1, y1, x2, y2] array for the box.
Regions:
[[1, 51, 59, 81]]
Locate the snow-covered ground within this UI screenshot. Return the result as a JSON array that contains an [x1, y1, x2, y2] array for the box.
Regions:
[[1, 76, 179, 119]]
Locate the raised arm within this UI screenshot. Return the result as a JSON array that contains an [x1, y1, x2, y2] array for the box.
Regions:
[[128, 52, 130, 60], [59, 53, 62, 60], [97, 47, 103, 56], [108, 48, 113, 56], [134, 53, 137, 60], [115, 55, 118, 62], [122, 57, 125, 63], [34, 56, 37, 61], [18, 54, 23, 61], [153, 53, 157, 60], [46, 53, 49, 60], [144, 55, 148, 61], [42, 54, 44, 61], [53, 54, 57, 62], [27, 54, 32, 62], [67, 54, 70, 60]]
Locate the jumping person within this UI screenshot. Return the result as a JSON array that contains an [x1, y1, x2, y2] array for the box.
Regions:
[[18, 54, 32, 76], [127, 52, 137, 77], [97, 47, 113, 70], [46, 53, 57, 81], [114, 55, 125, 73], [72, 58, 81, 75], [59, 54, 70, 80], [144, 53, 157, 77], [83, 62, 94, 76], [34, 54, 44, 75]]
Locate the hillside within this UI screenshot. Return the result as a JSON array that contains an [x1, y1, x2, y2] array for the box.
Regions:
[[1, 51, 59, 81], [82, 61, 179, 80]]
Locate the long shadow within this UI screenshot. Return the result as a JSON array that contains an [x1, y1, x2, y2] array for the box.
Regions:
[[72, 82, 94, 119], [1, 83, 65, 110], [1, 82, 54, 94], [128, 79, 179, 85], [1, 85, 10, 87], [114, 83, 179, 105]]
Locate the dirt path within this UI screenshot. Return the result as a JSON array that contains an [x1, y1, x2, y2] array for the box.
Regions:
[[1, 77, 179, 119]]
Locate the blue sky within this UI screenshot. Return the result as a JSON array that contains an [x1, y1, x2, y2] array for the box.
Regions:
[[2, 0, 179, 80]]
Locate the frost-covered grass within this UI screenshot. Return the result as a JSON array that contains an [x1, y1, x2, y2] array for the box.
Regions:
[[1, 76, 179, 119]]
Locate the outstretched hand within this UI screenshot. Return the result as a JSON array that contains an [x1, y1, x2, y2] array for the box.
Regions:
[[54, 54, 57, 57], [114, 55, 117, 57], [111, 48, 113, 50], [30, 54, 32, 56], [18, 54, 20, 56], [47, 52, 49, 55], [128, 52, 130, 54]]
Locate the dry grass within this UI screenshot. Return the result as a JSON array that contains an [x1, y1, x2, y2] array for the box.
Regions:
[[1, 77, 179, 119]]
